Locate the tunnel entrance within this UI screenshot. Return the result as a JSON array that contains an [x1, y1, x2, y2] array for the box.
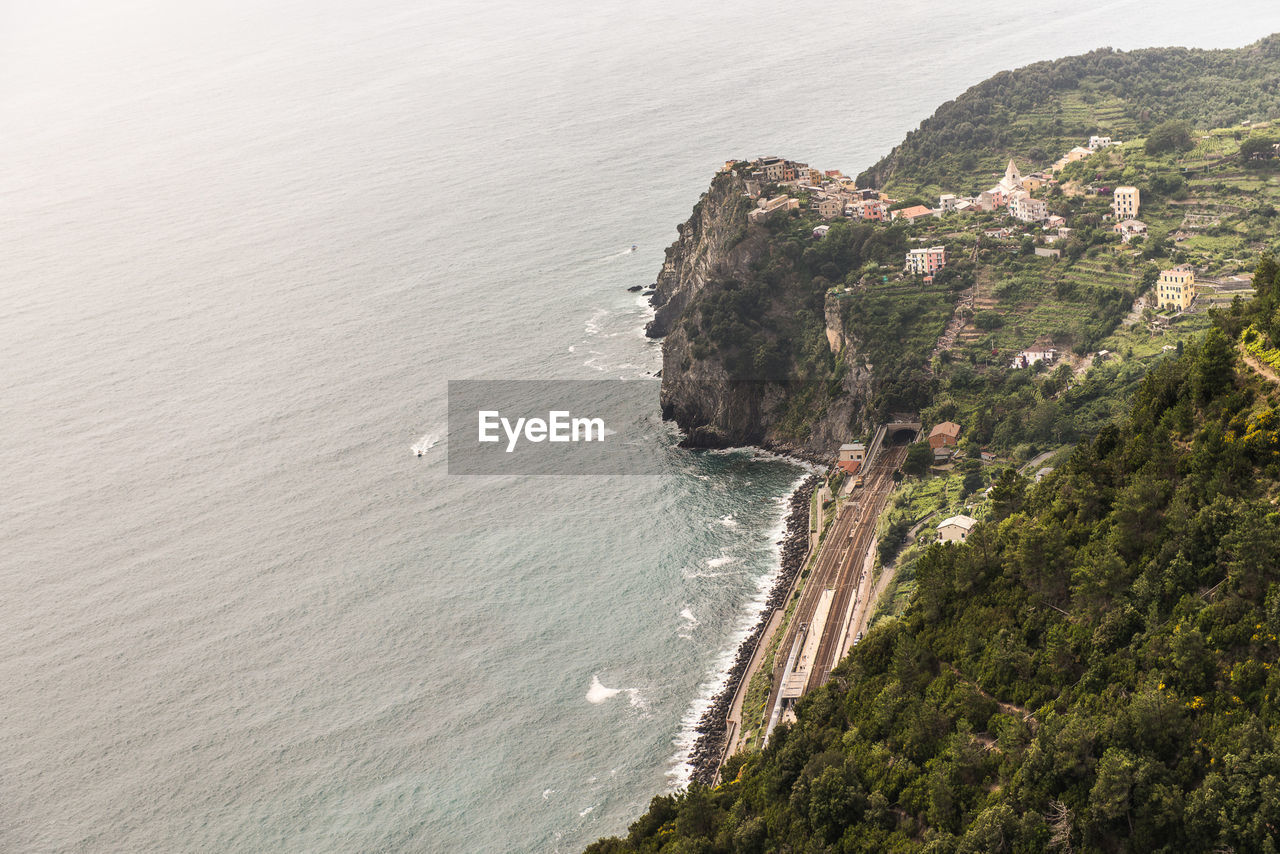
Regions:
[[889, 428, 917, 445]]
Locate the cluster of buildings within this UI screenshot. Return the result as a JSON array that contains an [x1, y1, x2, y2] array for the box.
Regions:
[[743, 136, 1150, 285], [741, 157, 886, 224], [929, 160, 1056, 222]]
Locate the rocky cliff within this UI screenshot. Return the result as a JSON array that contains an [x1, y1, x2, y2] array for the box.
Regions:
[[648, 170, 878, 460], [646, 170, 754, 339]]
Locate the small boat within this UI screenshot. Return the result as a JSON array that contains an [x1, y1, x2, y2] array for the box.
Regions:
[[630, 244, 637, 252]]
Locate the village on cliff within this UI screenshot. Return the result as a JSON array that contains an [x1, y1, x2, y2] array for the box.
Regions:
[[729, 137, 1199, 316]]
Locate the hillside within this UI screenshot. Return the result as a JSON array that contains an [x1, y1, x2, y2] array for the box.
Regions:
[[859, 36, 1280, 196], [589, 259, 1280, 852]]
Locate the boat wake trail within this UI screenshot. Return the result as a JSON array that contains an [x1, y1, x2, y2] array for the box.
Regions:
[[411, 424, 445, 457]]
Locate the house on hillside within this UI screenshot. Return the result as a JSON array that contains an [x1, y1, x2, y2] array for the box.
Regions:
[[813, 196, 843, 219], [759, 157, 786, 182], [1012, 344, 1057, 369], [928, 421, 961, 451], [1114, 218, 1148, 243], [1052, 145, 1095, 172], [1089, 135, 1113, 150], [836, 442, 865, 475], [1156, 264, 1196, 311], [1112, 186, 1140, 220], [891, 204, 936, 223], [838, 442, 865, 464], [1021, 174, 1048, 193], [938, 515, 977, 543], [853, 198, 888, 221], [748, 195, 799, 223], [1009, 190, 1048, 223], [906, 246, 946, 279]]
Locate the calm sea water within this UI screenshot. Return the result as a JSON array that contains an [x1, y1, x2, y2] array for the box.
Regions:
[[4, 1, 1279, 851]]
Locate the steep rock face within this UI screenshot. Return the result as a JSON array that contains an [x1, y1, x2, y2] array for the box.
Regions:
[[650, 174, 876, 460], [646, 170, 754, 339]]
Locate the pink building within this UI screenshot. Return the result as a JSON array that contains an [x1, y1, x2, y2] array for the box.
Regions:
[[856, 199, 888, 221], [906, 246, 946, 277]]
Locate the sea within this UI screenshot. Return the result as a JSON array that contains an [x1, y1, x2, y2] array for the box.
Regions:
[[3, 1, 1279, 851]]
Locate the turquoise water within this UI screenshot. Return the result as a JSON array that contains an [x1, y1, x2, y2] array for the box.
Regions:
[[3, 1, 1280, 851]]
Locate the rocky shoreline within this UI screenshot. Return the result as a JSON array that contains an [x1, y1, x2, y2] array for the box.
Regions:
[[685, 471, 821, 785]]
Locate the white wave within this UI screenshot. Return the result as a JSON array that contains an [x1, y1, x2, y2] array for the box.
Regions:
[[678, 606, 699, 640], [682, 568, 730, 580], [579, 806, 595, 817], [586, 675, 622, 704], [586, 675, 647, 712], [584, 307, 610, 337], [719, 515, 738, 527], [706, 555, 734, 568], [542, 788, 554, 800]]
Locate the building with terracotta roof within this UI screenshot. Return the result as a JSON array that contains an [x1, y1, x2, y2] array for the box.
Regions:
[[928, 421, 961, 450], [892, 204, 936, 222]]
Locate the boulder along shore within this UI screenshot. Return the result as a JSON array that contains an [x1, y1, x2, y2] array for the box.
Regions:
[[685, 472, 821, 784]]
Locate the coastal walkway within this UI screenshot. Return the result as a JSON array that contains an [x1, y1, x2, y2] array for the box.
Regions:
[[717, 606, 783, 778]]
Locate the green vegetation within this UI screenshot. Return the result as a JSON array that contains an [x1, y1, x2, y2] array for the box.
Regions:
[[1143, 120, 1194, 156], [835, 282, 955, 420], [589, 256, 1280, 854], [688, 215, 930, 437], [900, 443, 933, 477], [859, 36, 1280, 195]]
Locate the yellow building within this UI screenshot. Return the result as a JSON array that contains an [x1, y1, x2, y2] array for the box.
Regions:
[[1112, 186, 1140, 220], [1156, 265, 1195, 311]]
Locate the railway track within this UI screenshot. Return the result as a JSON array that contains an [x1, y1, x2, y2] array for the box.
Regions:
[[764, 442, 910, 734]]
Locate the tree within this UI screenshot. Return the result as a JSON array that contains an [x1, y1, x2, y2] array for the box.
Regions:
[[1239, 135, 1277, 162], [1145, 120, 1194, 155], [1193, 327, 1234, 404], [903, 441, 934, 476]]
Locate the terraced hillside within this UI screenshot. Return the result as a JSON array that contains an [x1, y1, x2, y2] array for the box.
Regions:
[[859, 36, 1280, 196]]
